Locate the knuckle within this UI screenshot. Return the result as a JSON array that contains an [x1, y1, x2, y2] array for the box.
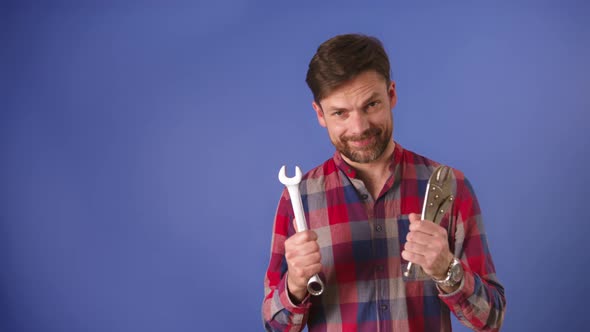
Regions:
[[302, 230, 316, 242], [285, 249, 295, 260], [287, 256, 298, 266], [293, 269, 305, 278], [311, 264, 322, 274], [311, 241, 320, 251], [402, 250, 411, 260], [298, 231, 309, 241], [285, 237, 294, 247], [313, 252, 321, 263]]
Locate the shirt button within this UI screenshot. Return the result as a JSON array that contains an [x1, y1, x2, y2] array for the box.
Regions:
[[361, 194, 369, 200], [376, 225, 383, 232], [375, 265, 384, 272], [380, 304, 388, 311]]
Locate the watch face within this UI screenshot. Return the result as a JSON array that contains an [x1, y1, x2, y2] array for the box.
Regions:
[[450, 261, 463, 283]]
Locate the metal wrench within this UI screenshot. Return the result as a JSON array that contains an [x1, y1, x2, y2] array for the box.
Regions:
[[404, 165, 455, 277], [278, 165, 325, 296]]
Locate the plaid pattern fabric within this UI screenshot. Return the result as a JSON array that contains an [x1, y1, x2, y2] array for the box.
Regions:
[[262, 142, 506, 332]]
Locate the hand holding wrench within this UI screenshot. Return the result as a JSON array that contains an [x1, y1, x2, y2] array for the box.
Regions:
[[278, 165, 325, 296]]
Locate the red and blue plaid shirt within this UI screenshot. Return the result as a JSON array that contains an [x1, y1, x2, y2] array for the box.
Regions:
[[262, 142, 506, 331]]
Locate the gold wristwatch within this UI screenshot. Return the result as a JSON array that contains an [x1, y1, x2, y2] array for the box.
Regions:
[[433, 257, 463, 288]]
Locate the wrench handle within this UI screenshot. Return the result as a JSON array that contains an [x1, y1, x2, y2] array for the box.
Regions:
[[285, 185, 308, 232], [284, 184, 324, 296]]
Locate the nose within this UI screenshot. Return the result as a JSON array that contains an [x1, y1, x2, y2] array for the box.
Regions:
[[348, 110, 370, 135]]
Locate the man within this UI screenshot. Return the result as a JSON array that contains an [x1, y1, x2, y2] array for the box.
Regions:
[[262, 34, 505, 331]]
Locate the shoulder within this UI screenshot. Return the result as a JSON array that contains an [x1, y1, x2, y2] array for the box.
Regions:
[[303, 157, 339, 180], [397, 144, 445, 180], [398, 142, 471, 190], [298, 157, 341, 195]]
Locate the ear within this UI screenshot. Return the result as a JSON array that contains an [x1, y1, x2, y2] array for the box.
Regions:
[[312, 101, 327, 128], [388, 81, 397, 109]]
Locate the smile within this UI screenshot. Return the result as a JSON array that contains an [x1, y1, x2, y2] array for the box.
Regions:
[[348, 136, 376, 148]]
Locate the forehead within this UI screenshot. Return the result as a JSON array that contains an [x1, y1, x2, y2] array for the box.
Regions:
[[320, 71, 388, 108]]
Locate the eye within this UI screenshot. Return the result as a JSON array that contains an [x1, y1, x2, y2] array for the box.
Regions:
[[364, 100, 381, 112], [367, 101, 380, 108]]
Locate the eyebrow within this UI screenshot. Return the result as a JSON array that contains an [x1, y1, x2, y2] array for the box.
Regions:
[[326, 92, 382, 112]]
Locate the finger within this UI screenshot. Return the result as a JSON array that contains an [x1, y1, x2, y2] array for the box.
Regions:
[[289, 262, 322, 280], [285, 240, 321, 259], [401, 249, 425, 265], [404, 241, 429, 255], [409, 213, 421, 223], [407, 230, 444, 246], [409, 219, 446, 237], [288, 251, 322, 267], [287, 252, 322, 277], [406, 229, 430, 245], [287, 241, 320, 257], [408, 214, 433, 233], [287, 230, 318, 244], [306, 262, 322, 276]]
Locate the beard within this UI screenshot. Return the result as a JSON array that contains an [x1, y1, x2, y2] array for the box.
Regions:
[[333, 126, 391, 163]]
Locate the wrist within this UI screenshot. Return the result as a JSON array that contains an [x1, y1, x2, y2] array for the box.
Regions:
[[432, 257, 464, 289], [432, 253, 454, 280], [286, 274, 308, 304]]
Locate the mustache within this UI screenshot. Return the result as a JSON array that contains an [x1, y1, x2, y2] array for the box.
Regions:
[[341, 127, 382, 142]]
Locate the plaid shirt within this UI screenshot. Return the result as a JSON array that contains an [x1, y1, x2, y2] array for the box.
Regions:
[[262, 142, 506, 332]]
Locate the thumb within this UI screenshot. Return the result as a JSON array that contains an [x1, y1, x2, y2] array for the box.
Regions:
[[408, 213, 421, 223]]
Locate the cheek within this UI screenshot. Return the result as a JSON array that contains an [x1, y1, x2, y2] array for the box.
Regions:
[[326, 123, 345, 138], [379, 112, 393, 129], [330, 129, 344, 142]]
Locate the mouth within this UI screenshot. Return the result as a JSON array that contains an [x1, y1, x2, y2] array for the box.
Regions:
[[348, 136, 376, 148]]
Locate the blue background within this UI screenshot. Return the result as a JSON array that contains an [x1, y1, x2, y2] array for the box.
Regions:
[[2, 1, 589, 331]]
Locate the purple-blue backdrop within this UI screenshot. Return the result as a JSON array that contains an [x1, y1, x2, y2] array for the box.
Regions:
[[2, 1, 589, 331]]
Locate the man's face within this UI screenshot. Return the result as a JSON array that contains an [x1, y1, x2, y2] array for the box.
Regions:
[[313, 70, 397, 164]]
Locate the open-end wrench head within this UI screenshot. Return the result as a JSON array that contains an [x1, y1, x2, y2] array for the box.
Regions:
[[278, 165, 303, 186]]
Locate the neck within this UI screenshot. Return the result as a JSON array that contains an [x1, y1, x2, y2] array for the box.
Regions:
[[341, 140, 395, 197]]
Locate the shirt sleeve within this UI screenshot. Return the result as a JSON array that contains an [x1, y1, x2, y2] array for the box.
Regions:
[[438, 175, 507, 331], [262, 190, 312, 331]]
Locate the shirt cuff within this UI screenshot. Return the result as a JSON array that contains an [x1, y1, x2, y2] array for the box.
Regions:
[[438, 261, 475, 305], [279, 273, 312, 317]]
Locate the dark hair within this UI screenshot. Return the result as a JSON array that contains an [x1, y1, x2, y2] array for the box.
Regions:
[[305, 34, 391, 103]]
